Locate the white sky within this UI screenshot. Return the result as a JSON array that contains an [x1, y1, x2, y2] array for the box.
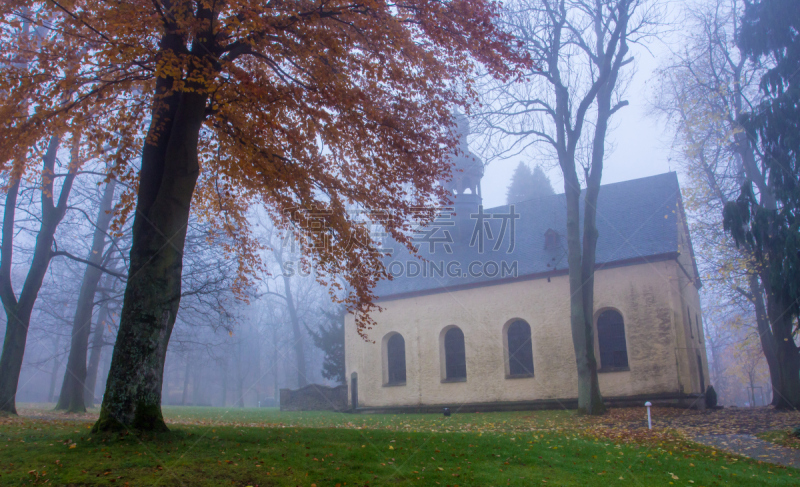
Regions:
[[478, 36, 678, 209]]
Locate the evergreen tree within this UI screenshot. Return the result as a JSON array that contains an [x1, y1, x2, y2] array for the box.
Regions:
[[307, 307, 346, 385], [506, 162, 554, 205], [722, 0, 800, 409]]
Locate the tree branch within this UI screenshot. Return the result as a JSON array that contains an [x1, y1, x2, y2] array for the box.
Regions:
[[50, 250, 127, 279]]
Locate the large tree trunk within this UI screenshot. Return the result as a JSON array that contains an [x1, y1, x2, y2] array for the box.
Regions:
[[574, 86, 616, 418], [577, 186, 604, 416], [0, 178, 34, 415], [573, 26, 629, 413], [84, 295, 112, 407], [56, 179, 116, 412], [746, 273, 781, 406], [0, 134, 77, 415], [751, 177, 800, 408], [726, 51, 790, 406], [92, 54, 208, 431], [767, 293, 800, 409], [544, 0, 631, 416], [562, 166, 603, 415]]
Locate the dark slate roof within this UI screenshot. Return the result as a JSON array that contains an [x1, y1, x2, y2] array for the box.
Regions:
[[375, 172, 687, 299]]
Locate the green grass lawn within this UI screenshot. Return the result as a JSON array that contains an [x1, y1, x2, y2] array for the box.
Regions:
[[18, 403, 577, 433], [159, 405, 576, 433], [1, 406, 797, 486]]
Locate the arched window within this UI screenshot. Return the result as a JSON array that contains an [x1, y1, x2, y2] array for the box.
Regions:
[[444, 327, 467, 381], [506, 320, 534, 377], [386, 334, 406, 385], [597, 310, 629, 370]]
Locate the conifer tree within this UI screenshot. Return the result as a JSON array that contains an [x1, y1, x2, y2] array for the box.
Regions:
[[506, 162, 554, 205], [307, 307, 346, 385], [722, 0, 800, 409]]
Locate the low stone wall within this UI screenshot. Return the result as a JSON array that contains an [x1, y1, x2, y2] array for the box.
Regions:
[[280, 384, 348, 412]]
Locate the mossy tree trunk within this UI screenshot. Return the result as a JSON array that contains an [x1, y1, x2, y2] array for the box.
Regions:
[[92, 30, 211, 429], [56, 179, 117, 413]]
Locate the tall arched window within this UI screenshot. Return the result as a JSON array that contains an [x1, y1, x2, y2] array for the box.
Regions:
[[444, 327, 467, 381], [597, 310, 629, 370], [386, 333, 406, 385], [506, 320, 534, 377]]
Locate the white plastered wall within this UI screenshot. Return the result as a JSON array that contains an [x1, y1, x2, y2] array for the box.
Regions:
[[345, 259, 701, 408]]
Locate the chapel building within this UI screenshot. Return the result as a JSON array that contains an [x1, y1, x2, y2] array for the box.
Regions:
[[344, 123, 708, 412]]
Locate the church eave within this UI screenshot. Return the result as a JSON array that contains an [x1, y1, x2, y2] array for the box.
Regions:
[[374, 251, 680, 303]]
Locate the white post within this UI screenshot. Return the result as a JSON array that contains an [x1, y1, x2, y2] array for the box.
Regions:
[[645, 401, 652, 430]]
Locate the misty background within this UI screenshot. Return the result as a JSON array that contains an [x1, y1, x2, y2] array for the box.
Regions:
[[2, 0, 771, 410]]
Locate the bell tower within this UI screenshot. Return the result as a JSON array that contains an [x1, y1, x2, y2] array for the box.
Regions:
[[442, 112, 484, 234]]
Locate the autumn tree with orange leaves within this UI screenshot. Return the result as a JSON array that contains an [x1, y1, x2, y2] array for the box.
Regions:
[[0, 1, 526, 430]]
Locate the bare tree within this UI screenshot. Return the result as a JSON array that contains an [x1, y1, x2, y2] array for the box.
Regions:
[[0, 131, 81, 414], [256, 219, 332, 390], [476, 0, 659, 414], [56, 177, 119, 412], [84, 275, 121, 407]]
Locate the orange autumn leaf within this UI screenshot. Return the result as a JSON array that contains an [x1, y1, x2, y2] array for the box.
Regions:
[[0, 0, 529, 336]]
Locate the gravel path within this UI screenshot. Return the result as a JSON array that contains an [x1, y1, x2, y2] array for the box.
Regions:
[[693, 434, 800, 469]]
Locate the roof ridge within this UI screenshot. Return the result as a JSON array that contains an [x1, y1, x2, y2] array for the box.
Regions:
[[488, 171, 678, 212]]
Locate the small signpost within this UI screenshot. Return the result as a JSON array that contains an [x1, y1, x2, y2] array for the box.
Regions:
[[645, 401, 652, 430]]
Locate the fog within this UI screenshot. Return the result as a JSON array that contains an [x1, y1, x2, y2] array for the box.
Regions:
[[2, 0, 773, 411]]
